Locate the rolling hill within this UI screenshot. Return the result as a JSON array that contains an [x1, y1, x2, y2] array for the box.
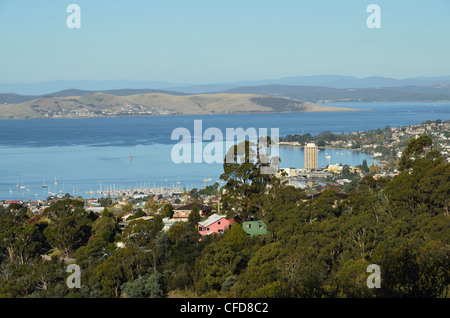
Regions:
[[0, 92, 359, 119]]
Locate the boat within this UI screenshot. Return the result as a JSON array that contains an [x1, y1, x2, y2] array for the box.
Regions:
[[42, 180, 48, 188]]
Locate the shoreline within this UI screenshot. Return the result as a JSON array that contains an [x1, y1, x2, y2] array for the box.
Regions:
[[2, 99, 450, 120], [278, 143, 377, 160], [0, 108, 367, 121]]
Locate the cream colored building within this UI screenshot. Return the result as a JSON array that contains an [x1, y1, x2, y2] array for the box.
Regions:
[[304, 143, 318, 170]]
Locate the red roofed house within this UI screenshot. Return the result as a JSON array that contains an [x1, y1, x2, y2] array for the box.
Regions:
[[198, 214, 234, 240]]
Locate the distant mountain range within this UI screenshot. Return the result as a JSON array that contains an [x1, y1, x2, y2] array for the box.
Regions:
[[2, 75, 450, 95], [1, 75, 449, 118], [218, 84, 450, 103]]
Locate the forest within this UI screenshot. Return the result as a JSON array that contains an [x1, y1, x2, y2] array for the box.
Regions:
[[0, 135, 448, 298]]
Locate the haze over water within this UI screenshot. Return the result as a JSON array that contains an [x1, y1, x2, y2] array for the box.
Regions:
[[0, 102, 448, 200]]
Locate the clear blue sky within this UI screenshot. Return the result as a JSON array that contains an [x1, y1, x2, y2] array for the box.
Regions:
[[1, 0, 449, 83]]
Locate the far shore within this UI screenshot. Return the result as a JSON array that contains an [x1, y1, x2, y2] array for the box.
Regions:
[[277, 143, 378, 159], [0, 107, 369, 120]]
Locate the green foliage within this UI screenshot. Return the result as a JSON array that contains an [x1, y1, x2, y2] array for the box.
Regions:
[[220, 140, 284, 222], [0, 137, 448, 299], [43, 209, 91, 258], [188, 205, 200, 225], [225, 224, 248, 251], [121, 271, 165, 298], [162, 204, 174, 218], [126, 208, 146, 221]]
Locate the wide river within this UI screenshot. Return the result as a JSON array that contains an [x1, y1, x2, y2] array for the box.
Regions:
[[0, 102, 448, 200]]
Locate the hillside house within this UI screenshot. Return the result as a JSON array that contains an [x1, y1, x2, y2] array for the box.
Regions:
[[198, 214, 233, 240]]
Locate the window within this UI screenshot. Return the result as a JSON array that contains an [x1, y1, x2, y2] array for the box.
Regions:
[[218, 221, 221, 225], [207, 227, 209, 231], [246, 224, 251, 228], [258, 224, 263, 229]]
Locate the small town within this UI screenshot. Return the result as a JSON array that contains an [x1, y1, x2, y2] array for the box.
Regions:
[[280, 119, 450, 170], [2, 119, 448, 241], [35, 103, 179, 119]]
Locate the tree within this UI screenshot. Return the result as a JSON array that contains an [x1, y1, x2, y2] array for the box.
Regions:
[[92, 258, 125, 298], [162, 204, 174, 218], [121, 271, 165, 298], [335, 259, 375, 298], [188, 205, 200, 225], [168, 222, 188, 245], [92, 212, 117, 243], [127, 208, 146, 221], [121, 219, 153, 247], [43, 209, 91, 258], [369, 163, 381, 175], [0, 222, 44, 265], [101, 207, 114, 218], [225, 224, 248, 251], [42, 199, 84, 222], [220, 140, 283, 221], [398, 135, 435, 172], [121, 203, 134, 213], [361, 159, 369, 173]]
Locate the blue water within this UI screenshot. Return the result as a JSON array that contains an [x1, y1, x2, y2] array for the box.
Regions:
[[0, 102, 448, 200]]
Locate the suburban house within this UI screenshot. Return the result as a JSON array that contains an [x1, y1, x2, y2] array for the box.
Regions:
[[118, 215, 153, 231], [242, 220, 267, 236], [198, 214, 233, 240], [173, 203, 212, 222]]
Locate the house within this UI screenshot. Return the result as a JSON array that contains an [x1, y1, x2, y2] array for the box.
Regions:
[[198, 214, 233, 240], [119, 216, 152, 230], [173, 203, 212, 222], [242, 221, 267, 236], [162, 217, 177, 232], [85, 207, 105, 214]]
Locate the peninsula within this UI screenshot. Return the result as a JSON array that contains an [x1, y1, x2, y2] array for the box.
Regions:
[[0, 92, 361, 119]]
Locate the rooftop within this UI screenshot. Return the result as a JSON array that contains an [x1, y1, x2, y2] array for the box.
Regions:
[[198, 214, 227, 228]]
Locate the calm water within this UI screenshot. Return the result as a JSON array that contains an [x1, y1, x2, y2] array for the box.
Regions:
[[0, 102, 448, 200]]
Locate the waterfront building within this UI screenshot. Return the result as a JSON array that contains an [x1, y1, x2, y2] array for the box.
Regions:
[[304, 143, 318, 170]]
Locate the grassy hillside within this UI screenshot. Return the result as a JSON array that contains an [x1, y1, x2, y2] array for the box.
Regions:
[[0, 93, 359, 119]]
